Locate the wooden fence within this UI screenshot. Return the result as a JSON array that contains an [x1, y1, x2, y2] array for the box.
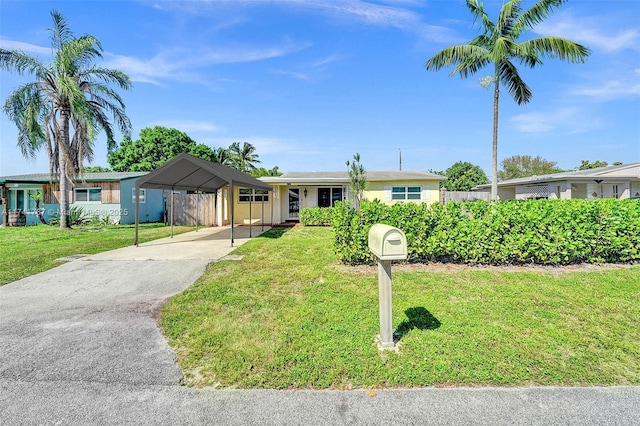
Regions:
[[441, 191, 491, 203], [170, 193, 217, 226]]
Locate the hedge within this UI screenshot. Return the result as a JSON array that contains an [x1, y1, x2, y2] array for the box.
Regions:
[[299, 207, 335, 226], [329, 199, 640, 265]]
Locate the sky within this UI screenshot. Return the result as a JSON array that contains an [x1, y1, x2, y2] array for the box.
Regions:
[[1, 0, 639, 178]]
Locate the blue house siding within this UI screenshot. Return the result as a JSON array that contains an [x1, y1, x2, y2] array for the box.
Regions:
[[119, 178, 165, 224], [1, 173, 164, 226]]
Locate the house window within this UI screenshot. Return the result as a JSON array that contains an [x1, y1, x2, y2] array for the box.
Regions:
[[132, 188, 146, 203], [75, 188, 101, 202], [612, 185, 619, 199], [392, 186, 421, 201], [239, 188, 269, 202], [318, 187, 343, 207]]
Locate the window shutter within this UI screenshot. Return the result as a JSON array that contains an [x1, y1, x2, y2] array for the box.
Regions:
[[384, 186, 391, 202], [422, 185, 431, 201]]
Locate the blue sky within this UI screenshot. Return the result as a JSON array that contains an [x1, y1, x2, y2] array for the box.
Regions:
[[1, 0, 639, 178]]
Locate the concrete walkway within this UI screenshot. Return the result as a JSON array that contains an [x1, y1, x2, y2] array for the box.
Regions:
[[87, 225, 271, 261], [1, 226, 638, 425]]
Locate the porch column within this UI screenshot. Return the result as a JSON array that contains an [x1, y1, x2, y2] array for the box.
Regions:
[[1, 185, 8, 226]]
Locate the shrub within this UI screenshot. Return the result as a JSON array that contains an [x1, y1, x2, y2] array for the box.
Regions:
[[331, 199, 640, 265], [299, 207, 334, 226]]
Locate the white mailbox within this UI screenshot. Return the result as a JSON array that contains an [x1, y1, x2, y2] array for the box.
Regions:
[[368, 224, 408, 261]]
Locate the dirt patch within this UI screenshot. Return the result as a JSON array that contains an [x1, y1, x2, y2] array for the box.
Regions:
[[333, 261, 636, 275]]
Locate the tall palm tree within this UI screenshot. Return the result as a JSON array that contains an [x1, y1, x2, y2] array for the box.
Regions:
[[212, 147, 232, 167], [425, 0, 590, 200], [228, 141, 261, 172], [1, 10, 131, 228]]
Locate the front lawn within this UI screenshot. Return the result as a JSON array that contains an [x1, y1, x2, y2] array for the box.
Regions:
[[0, 223, 194, 285], [161, 226, 640, 389]]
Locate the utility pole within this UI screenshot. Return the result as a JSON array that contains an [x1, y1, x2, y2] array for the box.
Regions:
[[399, 149, 402, 171]]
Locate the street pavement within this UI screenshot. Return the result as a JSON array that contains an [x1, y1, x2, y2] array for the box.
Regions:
[[1, 226, 638, 425]]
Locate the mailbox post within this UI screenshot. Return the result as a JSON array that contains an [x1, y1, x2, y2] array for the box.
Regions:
[[368, 224, 408, 350]]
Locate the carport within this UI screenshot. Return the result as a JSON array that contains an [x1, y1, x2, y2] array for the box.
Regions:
[[133, 153, 272, 246]]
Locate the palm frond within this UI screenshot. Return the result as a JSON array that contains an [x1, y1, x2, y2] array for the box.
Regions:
[[49, 10, 74, 50], [521, 37, 591, 63], [512, 0, 566, 38], [425, 44, 489, 76], [494, 0, 523, 38], [466, 0, 495, 34], [498, 60, 532, 105], [0, 48, 46, 76]]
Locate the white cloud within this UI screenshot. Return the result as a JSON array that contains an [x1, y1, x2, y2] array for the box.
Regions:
[[572, 79, 640, 101], [535, 12, 640, 53], [511, 107, 602, 134], [103, 41, 309, 85], [0, 39, 50, 55]]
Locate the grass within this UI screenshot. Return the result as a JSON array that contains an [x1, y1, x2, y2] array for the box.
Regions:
[[0, 223, 194, 285], [160, 226, 640, 389]]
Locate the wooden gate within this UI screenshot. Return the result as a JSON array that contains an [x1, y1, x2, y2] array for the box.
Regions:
[[170, 193, 217, 226]]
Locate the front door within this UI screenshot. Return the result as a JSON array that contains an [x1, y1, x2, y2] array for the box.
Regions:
[[288, 188, 300, 219]]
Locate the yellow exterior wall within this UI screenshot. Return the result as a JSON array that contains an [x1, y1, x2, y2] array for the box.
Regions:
[[365, 180, 441, 206], [230, 179, 442, 225]]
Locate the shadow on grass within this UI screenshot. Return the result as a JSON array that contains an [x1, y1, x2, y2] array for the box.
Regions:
[[394, 307, 441, 341], [254, 227, 291, 239]]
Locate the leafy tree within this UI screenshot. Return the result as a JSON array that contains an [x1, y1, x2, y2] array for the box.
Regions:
[[578, 160, 622, 170], [425, 0, 590, 200], [250, 166, 283, 177], [498, 154, 563, 180], [108, 126, 216, 171], [346, 153, 367, 212], [440, 161, 489, 191], [228, 142, 261, 172], [82, 165, 112, 173], [1, 10, 131, 228]]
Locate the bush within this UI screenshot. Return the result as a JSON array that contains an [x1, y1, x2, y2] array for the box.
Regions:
[[331, 199, 640, 265], [299, 207, 334, 226], [49, 205, 90, 226]]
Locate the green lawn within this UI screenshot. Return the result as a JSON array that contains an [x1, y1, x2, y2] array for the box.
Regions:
[[161, 226, 640, 389], [0, 223, 194, 285]]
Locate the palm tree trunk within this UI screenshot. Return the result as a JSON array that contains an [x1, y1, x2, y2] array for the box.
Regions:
[[58, 111, 71, 229], [491, 73, 500, 201]]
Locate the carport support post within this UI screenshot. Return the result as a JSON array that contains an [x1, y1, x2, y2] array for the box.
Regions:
[[249, 196, 252, 238], [134, 185, 140, 246], [377, 259, 395, 349], [170, 189, 174, 238], [230, 182, 235, 247]]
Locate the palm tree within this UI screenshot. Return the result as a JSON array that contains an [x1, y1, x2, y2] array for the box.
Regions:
[[1, 10, 131, 228], [212, 147, 232, 167], [228, 141, 261, 172], [425, 0, 590, 200]]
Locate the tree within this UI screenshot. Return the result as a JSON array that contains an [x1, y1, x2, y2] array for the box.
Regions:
[[498, 154, 563, 180], [250, 166, 283, 177], [228, 142, 261, 172], [440, 161, 489, 191], [1, 10, 132, 228], [82, 165, 112, 173], [212, 147, 232, 167], [425, 0, 590, 200], [577, 160, 622, 170], [346, 153, 367, 212], [108, 126, 215, 171]]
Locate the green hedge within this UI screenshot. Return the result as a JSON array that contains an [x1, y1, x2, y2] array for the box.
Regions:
[[299, 207, 334, 226], [330, 199, 640, 265]]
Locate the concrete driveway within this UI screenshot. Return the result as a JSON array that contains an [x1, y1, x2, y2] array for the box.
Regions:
[[1, 225, 638, 425]]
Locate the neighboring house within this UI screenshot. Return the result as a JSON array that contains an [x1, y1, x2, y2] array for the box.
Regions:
[[475, 162, 640, 200], [0, 172, 165, 226], [254, 171, 445, 225]]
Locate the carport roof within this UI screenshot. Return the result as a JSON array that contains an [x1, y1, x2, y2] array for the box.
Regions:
[[135, 153, 272, 192]]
